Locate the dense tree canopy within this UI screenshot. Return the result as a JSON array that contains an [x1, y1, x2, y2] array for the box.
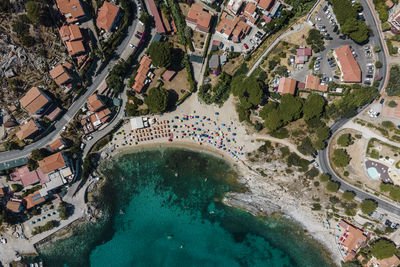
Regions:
[[303, 94, 325, 121], [360, 199, 377, 214], [326, 181, 339, 192], [387, 66, 400, 96], [332, 149, 351, 167], [145, 87, 168, 113], [306, 29, 325, 52], [370, 239, 396, 260], [337, 133, 351, 147], [341, 18, 369, 44], [342, 191, 355, 201], [278, 94, 303, 124], [148, 42, 172, 67], [316, 125, 330, 141], [231, 75, 263, 107], [26, 1, 41, 24]]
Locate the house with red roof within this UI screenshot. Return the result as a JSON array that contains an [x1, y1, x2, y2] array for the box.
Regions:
[[186, 3, 213, 33], [96, 1, 121, 32], [24, 191, 46, 209], [10, 166, 48, 187], [277, 77, 297, 95], [338, 220, 369, 262], [6, 200, 23, 213], [295, 47, 312, 64], [305, 75, 328, 92], [131, 55, 153, 93], [334, 45, 361, 83], [147, 0, 166, 34], [55, 0, 86, 23]]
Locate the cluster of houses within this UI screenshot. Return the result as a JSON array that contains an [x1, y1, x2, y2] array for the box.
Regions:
[[148, 0, 178, 35], [80, 93, 111, 135], [1, 151, 74, 215], [277, 44, 361, 96]]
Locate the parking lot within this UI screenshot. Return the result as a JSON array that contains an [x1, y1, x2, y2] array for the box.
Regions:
[[307, 1, 377, 84]]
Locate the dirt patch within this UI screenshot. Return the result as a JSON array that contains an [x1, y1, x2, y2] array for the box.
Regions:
[[282, 24, 312, 47], [146, 67, 190, 99], [179, 3, 190, 16], [193, 31, 206, 50], [223, 56, 244, 75]]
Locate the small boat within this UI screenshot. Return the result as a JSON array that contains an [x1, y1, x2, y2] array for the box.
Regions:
[[167, 235, 174, 239], [180, 244, 184, 249], [121, 177, 125, 181], [119, 210, 125, 215]]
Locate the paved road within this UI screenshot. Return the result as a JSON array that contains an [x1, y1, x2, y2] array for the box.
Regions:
[[0, 3, 138, 163], [318, 0, 396, 213]]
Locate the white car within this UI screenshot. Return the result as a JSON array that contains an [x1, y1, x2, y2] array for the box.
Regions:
[[87, 136, 93, 140], [316, 17, 321, 21], [129, 43, 135, 48], [61, 126, 67, 132], [0, 238, 7, 244], [314, 162, 319, 168]]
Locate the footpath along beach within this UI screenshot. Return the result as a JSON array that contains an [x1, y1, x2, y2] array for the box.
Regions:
[[101, 95, 342, 265]]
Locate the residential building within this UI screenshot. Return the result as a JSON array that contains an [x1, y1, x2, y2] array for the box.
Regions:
[[49, 138, 67, 152], [55, 0, 85, 23], [38, 152, 74, 196], [96, 1, 121, 32], [132, 55, 153, 93], [338, 220, 369, 262], [81, 108, 111, 134], [24, 191, 46, 209], [269, 1, 281, 17], [334, 45, 361, 83], [226, 0, 244, 15], [49, 63, 73, 87], [367, 254, 400, 267], [243, 2, 259, 25], [19, 87, 51, 116], [6, 200, 23, 213], [10, 166, 48, 188], [45, 106, 63, 122], [277, 77, 297, 95], [216, 12, 250, 42], [87, 94, 105, 112], [59, 24, 85, 57], [386, 0, 394, 9], [16, 120, 40, 141], [390, 9, 400, 33], [209, 54, 220, 70], [295, 47, 312, 64], [148, 0, 166, 34], [257, 0, 274, 10], [305, 74, 328, 92], [185, 3, 213, 33]]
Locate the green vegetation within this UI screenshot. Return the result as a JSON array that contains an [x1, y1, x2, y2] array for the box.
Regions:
[[337, 133, 351, 147], [332, 149, 351, 167], [12, 15, 35, 47], [387, 65, 400, 96], [380, 183, 400, 202], [144, 87, 168, 114], [303, 94, 325, 121], [166, 0, 194, 51], [58, 201, 69, 220], [370, 239, 396, 260], [32, 220, 57, 236], [126, 91, 145, 116], [147, 41, 171, 68], [360, 199, 377, 214], [331, 0, 369, 43], [382, 121, 395, 128], [342, 191, 356, 201], [388, 100, 398, 108], [198, 72, 231, 105], [306, 29, 325, 52], [31, 148, 50, 161], [373, 0, 389, 23], [375, 61, 383, 68], [231, 75, 263, 121], [286, 153, 310, 172], [320, 173, 330, 182], [326, 181, 340, 192], [25, 1, 41, 24]]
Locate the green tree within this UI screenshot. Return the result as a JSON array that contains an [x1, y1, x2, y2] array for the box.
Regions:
[[58, 201, 69, 220], [31, 148, 49, 161], [276, 65, 288, 77], [332, 149, 351, 167], [370, 239, 396, 260], [25, 1, 41, 24], [303, 94, 325, 120], [264, 108, 283, 131], [231, 75, 263, 107], [12, 19, 29, 35], [326, 181, 339, 192], [341, 259, 362, 267], [360, 199, 377, 214], [278, 94, 303, 124], [375, 61, 383, 68], [316, 125, 330, 140], [306, 28, 325, 52], [147, 42, 172, 67], [341, 17, 369, 43], [320, 173, 330, 182], [388, 100, 398, 108], [342, 191, 355, 201], [337, 133, 351, 147], [297, 136, 316, 155], [145, 87, 168, 113]]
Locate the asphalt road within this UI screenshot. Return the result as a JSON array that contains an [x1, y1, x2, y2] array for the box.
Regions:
[[318, 0, 396, 214], [0, 4, 138, 163]]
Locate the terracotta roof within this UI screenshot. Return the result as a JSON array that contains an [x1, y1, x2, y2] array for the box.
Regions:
[[6, 201, 22, 213], [55, 0, 85, 20], [305, 75, 328, 92], [49, 138, 66, 151], [66, 40, 85, 56], [24, 191, 46, 209], [243, 2, 258, 24], [216, 12, 237, 37], [386, 0, 394, 8], [277, 77, 297, 95], [0, 187, 4, 196], [367, 255, 400, 267], [245, 2, 257, 14], [257, 0, 274, 10], [50, 64, 72, 86], [186, 4, 212, 32], [45, 107, 62, 121], [38, 152, 67, 174], [334, 45, 361, 83], [297, 48, 312, 56], [16, 120, 39, 140], [162, 70, 176, 81], [10, 166, 44, 187], [132, 55, 152, 92], [148, 0, 166, 34], [338, 220, 367, 262], [19, 87, 50, 115], [87, 94, 104, 112], [96, 1, 120, 31]]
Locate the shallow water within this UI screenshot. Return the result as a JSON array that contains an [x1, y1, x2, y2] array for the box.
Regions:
[[36, 148, 334, 267]]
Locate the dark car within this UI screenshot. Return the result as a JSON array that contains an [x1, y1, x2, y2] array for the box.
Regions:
[[366, 74, 373, 78], [380, 98, 385, 104], [385, 219, 392, 226], [323, 5, 328, 11], [339, 35, 346, 40], [333, 25, 338, 32]]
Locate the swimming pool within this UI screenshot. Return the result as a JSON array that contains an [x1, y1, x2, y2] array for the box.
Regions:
[[367, 167, 380, 180]]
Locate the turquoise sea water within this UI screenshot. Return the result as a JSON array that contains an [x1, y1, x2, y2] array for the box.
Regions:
[[36, 148, 334, 267]]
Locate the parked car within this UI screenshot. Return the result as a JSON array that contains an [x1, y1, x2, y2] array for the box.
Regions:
[[380, 98, 385, 104], [62, 126, 67, 132], [231, 46, 234, 51], [80, 143, 86, 150], [316, 56, 322, 60], [250, 39, 255, 44], [366, 74, 373, 78], [316, 17, 321, 21], [243, 43, 248, 49], [87, 136, 93, 141]]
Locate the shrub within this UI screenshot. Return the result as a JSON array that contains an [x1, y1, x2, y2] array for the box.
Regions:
[[388, 100, 398, 108], [332, 149, 351, 167], [320, 173, 330, 182], [360, 199, 377, 214], [312, 203, 321, 210], [326, 181, 340, 192], [342, 191, 355, 201], [337, 133, 351, 147], [375, 61, 383, 68], [370, 239, 396, 260], [382, 121, 394, 128]]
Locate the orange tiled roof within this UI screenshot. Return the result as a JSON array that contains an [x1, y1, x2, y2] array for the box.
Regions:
[[96, 1, 120, 31], [19, 87, 50, 115], [24, 191, 46, 209], [49, 138, 65, 151], [50, 64, 72, 86], [243, 2, 258, 24], [87, 94, 104, 112], [277, 77, 297, 95], [367, 255, 400, 267], [6, 201, 22, 213], [257, 0, 273, 10], [305, 74, 328, 92], [56, 0, 85, 20], [186, 4, 212, 32], [132, 55, 152, 92], [216, 12, 237, 37], [334, 45, 361, 83], [66, 40, 85, 56], [16, 120, 39, 140], [38, 152, 67, 174], [339, 220, 367, 262]]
